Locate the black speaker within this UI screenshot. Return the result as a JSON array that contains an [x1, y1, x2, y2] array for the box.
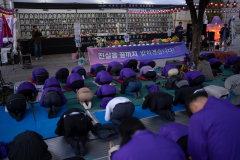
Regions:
[[20, 39, 30, 55], [207, 32, 215, 41]]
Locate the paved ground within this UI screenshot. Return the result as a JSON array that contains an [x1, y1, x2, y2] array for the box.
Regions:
[[1, 35, 240, 84]]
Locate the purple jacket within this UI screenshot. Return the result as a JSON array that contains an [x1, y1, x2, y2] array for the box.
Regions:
[[39, 87, 67, 107], [112, 130, 186, 160], [200, 52, 212, 57], [55, 68, 68, 79], [0, 142, 11, 157], [71, 66, 85, 74], [100, 97, 113, 109], [184, 71, 204, 85], [107, 61, 122, 72], [224, 56, 240, 68], [97, 84, 116, 98], [43, 78, 60, 90], [90, 63, 104, 74], [139, 66, 155, 77], [139, 59, 153, 69], [146, 84, 162, 93], [162, 64, 178, 78], [188, 96, 240, 160], [119, 68, 136, 80], [95, 71, 113, 83], [158, 123, 188, 142], [208, 58, 221, 65], [66, 73, 84, 88], [16, 82, 38, 96], [122, 59, 132, 68], [32, 68, 48, 81]]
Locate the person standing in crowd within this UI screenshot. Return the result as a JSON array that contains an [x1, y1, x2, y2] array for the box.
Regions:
[[187, 24, 192, 51], [32, 25, 43, 60], [185, 92, 240, 160], [110, 117, 186, 160], [105, 97, 135, 126], [175, 22, 183, 42], [197, 56, 214, 81], [219, 24, 229, 51]]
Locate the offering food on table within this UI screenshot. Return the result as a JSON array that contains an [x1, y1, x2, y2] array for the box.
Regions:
[[158, 38, 162, 43], [148, 40, 152, 44], [162, 39, 168, 43], [139, 41, 143, 45], [114, 40, 119, 46], [172, 36, 179, 42], [108, 40, 113, 47], [153, 38, 157, 44], [167, 38, 172, 42]]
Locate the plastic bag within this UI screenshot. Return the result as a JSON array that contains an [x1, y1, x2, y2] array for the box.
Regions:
[[78, 57, 85, 65], [72, 53, 77, 60]]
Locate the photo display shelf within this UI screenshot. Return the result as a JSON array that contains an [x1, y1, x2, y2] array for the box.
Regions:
[[19, 12, 173, 37]]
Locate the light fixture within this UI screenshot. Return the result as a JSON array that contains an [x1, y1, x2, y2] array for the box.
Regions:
[[210, 1, 214, 7], [226, 0, 230, 8], [213, 10, 216, 13], [217, 10, 219, 13], [178, 7, 181, 12], [220, 10, 223, 13], [174, 8, 177, 12], [219, 1, 224, 8], [183, 7, 186, 11], [233, 1, 238, 8], [170, 8, 173, 13], [214, 2, 218, 8]]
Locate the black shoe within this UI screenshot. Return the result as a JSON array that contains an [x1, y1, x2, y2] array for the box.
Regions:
[[79, 142, 85, 156], [152, 77, 157, 82], [168, 110, 175, 121], [134, 92, 138, 99], [52, 108, 57, 118], [74, 141, 81, 156], [137, 92, 141, 99], [156, 81, 161, 87], [48, 109, 53, 119]]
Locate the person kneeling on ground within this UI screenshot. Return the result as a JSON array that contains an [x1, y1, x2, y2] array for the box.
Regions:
[[123, 59, 139, 72], [71, 66, 86, 80], [95, 84, 116, 98], [67, 73, 84, 92], [43, 77, 61, 90], [95, 70, 113, 85], [203, 85, 229, 99], [197, 56, 214, 81], [185, 93, 240, 160], [109, 117, 186, 160], [158, 123, 189, 159], [230, 95, 240, 107], [90, 63, 106, 77], [8, 131, 52, 160], [139, 66, 157, 82], [184, 70, 205, 86], [107, 61, 123, 76], [55, 68, 69, 83], [208, 58, 222, 71], [146, 84, 162, 93], [77, 88, 93, 109], [105, 97, 135, 126], [16, 82, 38, 101], [160, 64, 179, 78], [233, 62, 240, 74], [55, 108, 94, 156], [139, 59, 156, 69], [224, 56, 240, 68], [5, 94, 28, 121], [163, 75, 189, 90], [32, 68, 49, 85], [200, 52, 215, 60], [142, 92, 175, 121], [39, 87, 67, 118], [173, 87, 207, 106], [224, 74, 240, 95]]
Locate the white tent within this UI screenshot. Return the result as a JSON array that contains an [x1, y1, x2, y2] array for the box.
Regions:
[[12, 0, 186, 5]]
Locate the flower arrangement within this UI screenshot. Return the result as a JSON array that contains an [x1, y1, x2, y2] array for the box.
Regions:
[[120, 40, 125, 46]]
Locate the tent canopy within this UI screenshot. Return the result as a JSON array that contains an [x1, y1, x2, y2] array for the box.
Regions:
[[12, 0, 186, 5]]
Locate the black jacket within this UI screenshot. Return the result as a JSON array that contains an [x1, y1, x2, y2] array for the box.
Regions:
[[142, 92, 173, 112], [55, 108, 93, 136], [219, 27, 229, 39], [173, 86, 203, 106], [120, 76, 137, 94], [165, 75, 185, 90], [187, 28, 192, 41]]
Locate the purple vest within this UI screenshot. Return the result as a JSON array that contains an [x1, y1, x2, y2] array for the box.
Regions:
[[95, 71, 113, 83], [55, 68, 68, 79], [162, 64, 178, 78], [119, 68, 136, 80], [107, 61, 122, 72], [146, 84, 162, 93], [43, 78, 60, 90], [66, 73, 84, 88], [139, 59, 153, 69], [100, 97, 113, 109], [16, 82, 38, 96], [71, 66, 85, 74], [32, 68, 48, 81], [184, 71, 204, 85], [90, 63, 104, 74], [208, 58, 221, 65], [97, 84, 116, 98]]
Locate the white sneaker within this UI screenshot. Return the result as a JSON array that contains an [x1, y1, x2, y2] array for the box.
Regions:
[[35, 58, 39, 60], [39, 57, 44, 60]]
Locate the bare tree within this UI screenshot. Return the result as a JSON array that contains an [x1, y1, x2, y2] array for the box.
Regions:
[[186, 0, 210, 65]]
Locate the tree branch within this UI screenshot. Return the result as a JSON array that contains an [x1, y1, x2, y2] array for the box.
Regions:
[[186, 0, 197, 24]]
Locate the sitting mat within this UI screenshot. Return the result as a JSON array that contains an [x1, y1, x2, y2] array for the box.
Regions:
[[114, 78, 124, 83], [94, 105, 157, 125], [63, 90, 77, 100], [65, 87, 101, 111], [33, 103, 67, 139], [136, 75, 159, 81], [227, 93, 236, 100], [29, 77, 37, 84], [0, 104, 37, 143], [87, 72, 95, 77], [64, 84, 73, 91]]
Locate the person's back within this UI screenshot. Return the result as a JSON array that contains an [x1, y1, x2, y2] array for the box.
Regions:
[[224, 74, 240, 95], [197, 60, 214, 81], [188, 97, 240, 160], [112, 130, 186, 160]]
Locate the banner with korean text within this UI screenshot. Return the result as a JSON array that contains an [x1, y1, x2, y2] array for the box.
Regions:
[[87, 42, 188, 65]]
